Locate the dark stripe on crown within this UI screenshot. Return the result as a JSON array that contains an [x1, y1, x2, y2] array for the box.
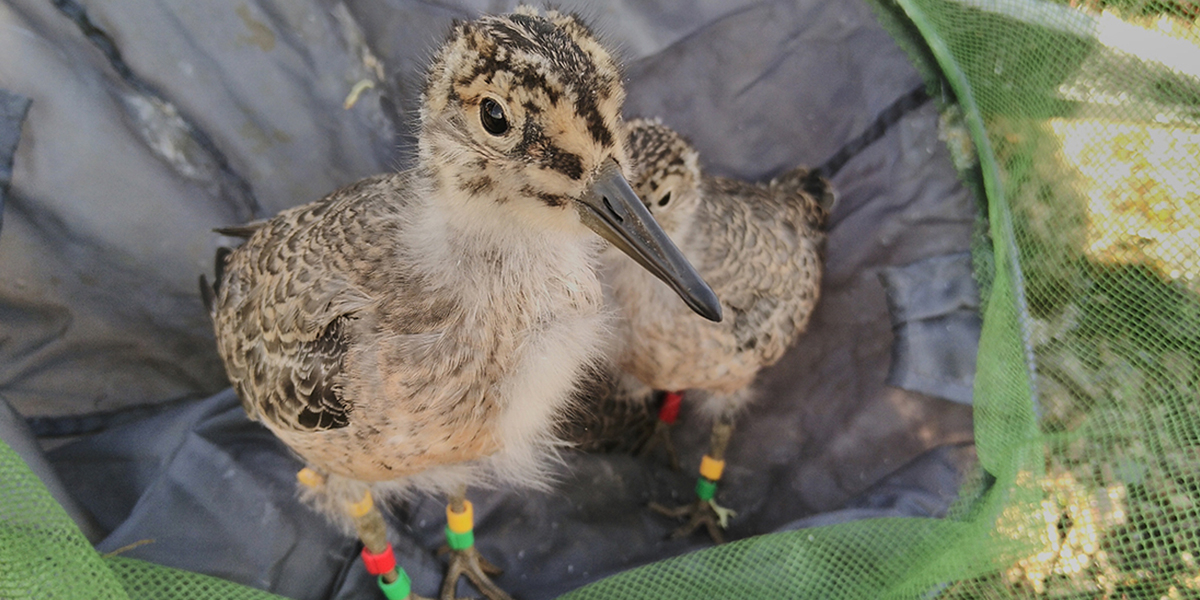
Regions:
[[575, 91, 613, 147]]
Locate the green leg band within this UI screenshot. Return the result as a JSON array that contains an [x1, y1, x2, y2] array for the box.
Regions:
[[445, 525, 475, 551], [695, 477, 717, 502], [378, 568, 412, 600]]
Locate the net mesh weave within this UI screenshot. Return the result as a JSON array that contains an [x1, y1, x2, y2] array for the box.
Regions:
[[0, 438, 285, 600], [3, 0, 1199, 598]]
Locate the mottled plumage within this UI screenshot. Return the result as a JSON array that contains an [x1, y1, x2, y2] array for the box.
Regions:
[[606, 119, 832, 406], [600, 119, 834, 541], [206, 10, 718, 599]]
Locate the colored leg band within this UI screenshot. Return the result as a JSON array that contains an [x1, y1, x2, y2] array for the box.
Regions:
[[695, 477, 717, 502], [446, 500, 474, 534], [347, 490, 375, 518], [699, 455, 725, 481], [445, 526, 475, 551], [361, 543, 397, 576], [296, 468, 324, 489], [377, 569, 412, 600], [658, 391, 683, 425]]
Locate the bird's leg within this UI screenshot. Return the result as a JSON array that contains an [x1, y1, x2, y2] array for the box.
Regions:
[[648, 413, 737, 544], [700, 415, 738, 528], [438, 486, 513, 600], [297, 468, 424, 600], [636, 390, 683, 471]]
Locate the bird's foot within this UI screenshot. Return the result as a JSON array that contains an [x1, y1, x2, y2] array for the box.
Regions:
[[437, 545, 512, 600], [708, 499, 737, 528], [649, 498, 736, 544], [636, 420, 681, 471]]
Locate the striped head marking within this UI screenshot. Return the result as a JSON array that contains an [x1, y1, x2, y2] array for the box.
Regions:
[[421, 7, 629, 218], [625, 119, 701, 218]]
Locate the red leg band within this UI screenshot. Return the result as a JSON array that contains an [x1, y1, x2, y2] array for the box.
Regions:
[[658, 391, 683, 425], [361, 543, 397, 576]]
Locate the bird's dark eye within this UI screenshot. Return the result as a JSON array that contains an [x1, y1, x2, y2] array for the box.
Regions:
[[480, 98, 509, 135], [657, 191, 672, 207]]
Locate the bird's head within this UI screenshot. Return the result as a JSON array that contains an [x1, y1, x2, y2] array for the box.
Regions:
[[420, 7, 720, 322], [625, 118, 703, 230]]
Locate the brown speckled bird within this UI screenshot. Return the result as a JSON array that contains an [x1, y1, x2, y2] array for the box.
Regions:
[[202, 11, 719, 600], [601, 118, 833, 543]]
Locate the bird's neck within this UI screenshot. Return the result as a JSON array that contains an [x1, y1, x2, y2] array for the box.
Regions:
[[407, 181, 605, 313]]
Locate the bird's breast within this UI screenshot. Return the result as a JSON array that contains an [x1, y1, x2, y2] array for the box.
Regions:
[[303, 252, 607, 481]]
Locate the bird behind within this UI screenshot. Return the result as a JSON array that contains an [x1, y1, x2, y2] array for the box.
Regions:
[[606, 119, 831, 400], [599, 118, 834, 541]]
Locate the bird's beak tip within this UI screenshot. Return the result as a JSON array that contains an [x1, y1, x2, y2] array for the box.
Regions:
[[577, 159, 721, 322]]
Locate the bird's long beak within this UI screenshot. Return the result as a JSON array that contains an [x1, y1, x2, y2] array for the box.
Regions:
[[576, 158, 722, 322]]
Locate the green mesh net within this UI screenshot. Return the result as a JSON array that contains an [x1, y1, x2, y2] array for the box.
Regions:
[[4, 0, 1199, 598], [0, 437, 286, 600]]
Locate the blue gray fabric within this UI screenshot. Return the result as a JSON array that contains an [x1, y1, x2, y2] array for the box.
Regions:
[[0, 88, 30, 234], [880, 252, 982, 405], [41, 391, 977, 600]]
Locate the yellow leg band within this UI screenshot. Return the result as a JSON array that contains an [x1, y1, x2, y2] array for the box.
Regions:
[[699, 455, 725, 481], [446, 500, 474, 534], [297, 468, 325, 489], [347, 490, 375, 518]]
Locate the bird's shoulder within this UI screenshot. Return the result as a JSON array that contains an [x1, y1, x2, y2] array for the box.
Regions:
[[228, 173, 426, 309], [213, 171, 442, 432]]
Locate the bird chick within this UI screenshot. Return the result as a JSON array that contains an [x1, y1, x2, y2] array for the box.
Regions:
[[205, 12, 718, 600], [601, 118, 834, 543]]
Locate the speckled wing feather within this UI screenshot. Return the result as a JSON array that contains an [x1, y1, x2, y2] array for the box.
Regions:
[[210, 177, 396, 433], [769, 166, 835, 230], [688, 174, 829, 369]]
